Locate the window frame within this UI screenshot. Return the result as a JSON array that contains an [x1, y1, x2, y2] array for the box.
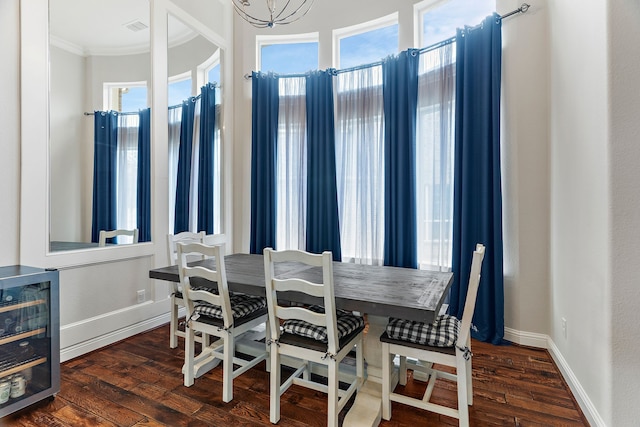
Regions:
[[256, 32, 319, 72], [197, 48, 221, 88], [413, 0, 450, 48], [102, 80, 147, 112], [332, 12, 398, 69]]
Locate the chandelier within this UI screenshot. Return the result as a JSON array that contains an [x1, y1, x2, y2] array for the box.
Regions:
[[232, 0, 315, 28]]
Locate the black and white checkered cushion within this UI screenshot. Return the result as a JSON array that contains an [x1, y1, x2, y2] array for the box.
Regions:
[[386, 314, 460, 347], [192, 293, 266, 320], [282, 305, 364, 343]]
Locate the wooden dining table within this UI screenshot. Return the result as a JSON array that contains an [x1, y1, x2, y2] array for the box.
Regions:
[[149, 252, 453, 427]]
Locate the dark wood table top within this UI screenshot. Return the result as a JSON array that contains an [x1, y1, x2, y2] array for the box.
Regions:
[[149, 253, 453, 324]]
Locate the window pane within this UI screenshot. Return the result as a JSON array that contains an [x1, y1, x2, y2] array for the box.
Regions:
[[422, 0, 495, 47], [261, 42, 318, 74], [339, 24, 398, 69], [169, 78, 192, 106], [208, 64, 220, 84], [416, 43, 455, 271], [120, 86, 147, 112]]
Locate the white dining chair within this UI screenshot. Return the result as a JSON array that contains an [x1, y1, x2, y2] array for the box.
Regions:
[[98, 228, 139, 246], [380, 243, 485, 427], [177, 241, 269, 402], [263, 248, 365, 427], [166, 231, 207, 348]]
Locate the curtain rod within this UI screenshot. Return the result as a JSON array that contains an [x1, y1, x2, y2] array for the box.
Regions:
[[243, 3, 530, 81], [84, 111, 140, 116], [84, 82, 220, 115]]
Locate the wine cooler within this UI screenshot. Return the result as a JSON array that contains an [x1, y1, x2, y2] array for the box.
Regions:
[[0, 266, 59, 418]]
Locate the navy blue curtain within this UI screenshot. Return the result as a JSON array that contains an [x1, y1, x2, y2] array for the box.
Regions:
[[197, 84, 216, 234], [250, 72, 279, 254], [450, 14, 505, 344], [382, 50, 419, 268], [91, 111, 118, 243], [305, 70, 342, 261], [136, 108, 151, 242], [173, 98, 196, 234]]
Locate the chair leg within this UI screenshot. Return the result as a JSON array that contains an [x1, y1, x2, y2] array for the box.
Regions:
[[466, 336, 473, 405], [399, 355, 407, 386], [269, 347, 281, 424], [202, 333, 210, 348], [265, 321, 271, 373], [456, 353, 470, 427], [381, 342, 392, 421], [356, 338, 364, 387], [184, 326, 195, 387], [222, 333, 234, 403], [170, 295, 179, 349], [466, 356, 473, 405], [303, 361, 311, 381], [327, 359, 339, 427]]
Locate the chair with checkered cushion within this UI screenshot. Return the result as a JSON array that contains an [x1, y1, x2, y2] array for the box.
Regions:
[[381, 243, 485, 427], [178, 241, 268, 403], [263, 248, 364, 427], [167, 231, 207, 348]]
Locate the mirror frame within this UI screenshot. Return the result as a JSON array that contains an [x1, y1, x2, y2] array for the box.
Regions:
[[20, 0, 233, 268]]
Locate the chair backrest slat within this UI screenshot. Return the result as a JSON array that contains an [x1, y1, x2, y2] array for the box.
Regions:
[[275, 306, 328, 327], [177, 240, 232, 328], [99, 228, 139, 246], [167, 231, 206, 264], [264, 248, 339, 354], [272, 278, 325, 297], [456, 244, 486, 347]]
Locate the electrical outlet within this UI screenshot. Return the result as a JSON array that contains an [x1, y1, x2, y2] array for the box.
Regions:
[[137, 289, 146, 304], [561, 317, 567, 339]]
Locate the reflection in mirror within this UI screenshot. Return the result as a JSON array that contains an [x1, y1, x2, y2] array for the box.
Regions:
[[167, 14, 222, 236], [49, 0, 150, 251]]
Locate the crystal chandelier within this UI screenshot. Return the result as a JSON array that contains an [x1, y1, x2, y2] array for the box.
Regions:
[[232, 0, 315, 28]]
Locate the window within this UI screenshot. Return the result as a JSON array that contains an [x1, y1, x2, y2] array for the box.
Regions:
[[102, 83, 145, 236], [116, 114, 140, 236], [417, 0, 495, 47], [103, 81, 147, 112], [258, 33, 319, 74], [198, 50, 222, 110], [169, 71, 192, 106], [334, 14, 398, 69], [416, 44, 455, 270], [276, 77, 307, 250], [257, 8, 484, 269], [335, 66, 385, 264]]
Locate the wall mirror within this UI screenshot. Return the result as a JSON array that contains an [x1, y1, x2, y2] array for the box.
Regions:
[[167, 12, 223, 236], [49, 0, 151, 252]]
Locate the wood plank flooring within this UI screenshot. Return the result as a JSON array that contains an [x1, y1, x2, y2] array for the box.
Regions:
[[3, 323, 589, 426]]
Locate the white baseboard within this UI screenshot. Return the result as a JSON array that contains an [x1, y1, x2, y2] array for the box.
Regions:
[[547, 338, 606, 427], [60, 310, 175, 362], [504, 326, 548, 348], [505, 327, 605, 427]]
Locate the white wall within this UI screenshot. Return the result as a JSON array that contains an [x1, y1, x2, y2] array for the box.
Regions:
[[608, 1, 640, 425], [0, 0, 20, 266], [49, 46, 87, 242], [548, 0, 611, 424], [500, 0, 550, 341]]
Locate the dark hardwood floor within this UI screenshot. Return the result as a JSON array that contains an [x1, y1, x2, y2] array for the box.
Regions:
[[3, 323, 589, 426]]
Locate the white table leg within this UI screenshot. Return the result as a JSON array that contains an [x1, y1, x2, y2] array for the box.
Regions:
[[343, 314, 398, 427]]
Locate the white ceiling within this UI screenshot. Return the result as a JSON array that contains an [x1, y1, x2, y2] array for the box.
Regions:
[[49, 0, 196, 56]]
